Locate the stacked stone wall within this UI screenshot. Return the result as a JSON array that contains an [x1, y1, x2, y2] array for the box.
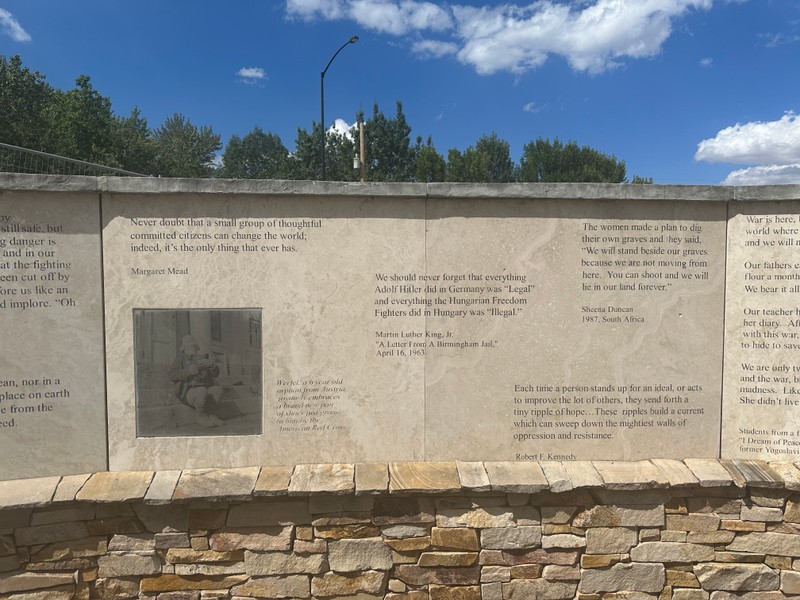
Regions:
[[3, 460, 800, 599]]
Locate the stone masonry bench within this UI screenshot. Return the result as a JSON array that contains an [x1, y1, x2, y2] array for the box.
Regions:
[[2, 459, 800, 599]]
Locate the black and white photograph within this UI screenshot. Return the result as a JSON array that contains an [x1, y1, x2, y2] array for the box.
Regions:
[[134, 309, 263, 437]]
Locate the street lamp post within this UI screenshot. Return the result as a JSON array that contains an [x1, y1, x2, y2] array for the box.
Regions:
[[321, 35, 358, 180]]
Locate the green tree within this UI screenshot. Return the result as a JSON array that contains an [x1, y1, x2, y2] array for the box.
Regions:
[[152, 113, 221, 177], [446, 133, 515, 183], [108, 108, 156, 174], [414, 136, 446, 182], [518, 137, 627, 183], [221, 127, 290, 179], [361, 101, 415, 182], [47, 75, 116, 164], [0, 54, 55, 150], [288, 122, 356, 181]]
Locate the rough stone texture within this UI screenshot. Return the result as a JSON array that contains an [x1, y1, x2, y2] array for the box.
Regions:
[[429, 585, 481, 600], [209, 527, 292, 551], [389, 462, 461, 494], [727, 532, 800, 557], [52, 474, 92, 503], [0, 573, 76, 594], [232, 575, 310, 598], [503, 579, 577, 599], [578, 563, 666, 593], [418, 552, 478, 567], [76, 471, 153, 503], [254, 466, 293, 496], [593, 461, 668, 490], [244, 551, 327, 575], [14, 521, 90, 546], [573, 505, 664, 528], [394, 565, 480, 586], [289, 463, 355, 495], [311, 571, 387, 596], [585, 528, 638, 554], [97, 554, 162, 577], [562, 462, 603, 489], [541, 534, 586, 549], [480, 526, 541, 550], [172, 467, 260, 502], [629, 542, 715, 563], [484, 462, 549, 493], [539, 462, 573, 493], [650, 460, 699, 488], [145, 470, 182, 505], [694, 563, 779, 591], [684, 460, 735, 487], [355, 463, 389, 495], [456, 462, 491, 492], [740, 506, 783, 522], [140, 575, 249, 592], [436, 507, 516, 528], [328, 538, 393, 572], [227, 500, 312, 527], [0, 477, 61, 509], [431, 527, 479, 550]]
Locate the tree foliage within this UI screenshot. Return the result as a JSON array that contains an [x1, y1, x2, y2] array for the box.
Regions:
[[2, 54, 651, 183], [152, 113, 221, 178], [446, 133, 515, 183], [518, 137, 627, 183]]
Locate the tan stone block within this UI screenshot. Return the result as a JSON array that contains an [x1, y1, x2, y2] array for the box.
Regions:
[[94, 577, 139, 599], [661, 531, 687, 542], [578, 563, 665, 594], [155, 532, 191, 549], [667, 570, 700, 588], [244, 550, 327, 575], [502, 549, 578, 566], [232, 575, 311, 599], [295, 526, 313, 541], [355, 463, 389, 495], [539, 462, 573, 493], [384, 536, 431, 552], [484, 462, 548, 494], [382, 524, 430, 538], [541, 534, 585, 549], [769, 462, 800, 491], [481, 565, 511, 583], [593, 461, 668, 490], [781, 570, 800, 595], [562, 462, 603, 489], [311, 571, 387, 596], [686, 531, 735, 544], [190, 537, 209, 551], [574, 505, 664, 528], [97, 554, 161, 577], [0, 477, 61, 510], [386, 592, 428, 600], [394, 565, 480, 586], [543, 565, 580, 580], [388, 578, 406, 592], [510, 564, 544, 578], [630, 542, 714, 563], [418, 552, 478, 567], [580, 554, 627, 568], [727, 532, 800, 556], [209, 527, 292, 552], [457, 462, 491, 492], [481, 526, 541, 550], [785, 499, 800, 523], [740, 505, 783, 522], [671, 590, 707, 600], [174, 562, 246, 576], [0, 573, 76, 595], [254, 465, 293, 496], [172, 467, 260, 502], [503, 579, 577, 599], [107, 533, 156, 552], [429, 584, 481, 600], [541, 506, 577, 524], [188, 508, 227, 530], [430, 527, 478, 550], [165, 548, 243, 563], [436, 507, 515, 528], [543, 524, 572, 534], [389, 462, 461, 494], [651, 459, 699, 487], [765, 555, 792, 570], [289, 463, 355, 495], [144, 470, 182, 505], [687, 497, 742, 514], [312, 512, 372, 526], [694, 563, 779, 592], [684, 459, 734, 487], [391, 549, 421, 564], [294, 538, 327, 554], [76, 472, 153, 503], [749, 489, 788, 508], [666, 514, 720, 532], [314, 524, 380, 539], [481, 582, 503, 600], [721, 519, 765, 532], [714, 551, 765, 563], [479, 549, 506, 566], [140, 575, 249, 592], [328, 538, 393, 572], [585, 527, 637, 554]]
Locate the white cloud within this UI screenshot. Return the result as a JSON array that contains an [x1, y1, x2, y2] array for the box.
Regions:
[[286, 0, 714, 75], [721, 164, 800, 185], [237, 67, 267, 84], [329, 118, 355, 140], [0, 8, 31, 42], [695, 112, 800, 165], [699, 57, 713, 67], [522, 101, 540, 113]]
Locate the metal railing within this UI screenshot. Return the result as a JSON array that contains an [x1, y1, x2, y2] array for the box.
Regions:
[[0, 142, 148, 177]]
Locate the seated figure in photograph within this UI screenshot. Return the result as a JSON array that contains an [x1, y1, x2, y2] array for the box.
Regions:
[[169, 335, 226, 428]]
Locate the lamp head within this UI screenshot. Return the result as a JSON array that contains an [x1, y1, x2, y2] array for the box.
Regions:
[[349, 36, 359, 44]]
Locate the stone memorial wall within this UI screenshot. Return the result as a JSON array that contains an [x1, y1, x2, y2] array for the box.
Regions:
[[0, 175, 798, 480]]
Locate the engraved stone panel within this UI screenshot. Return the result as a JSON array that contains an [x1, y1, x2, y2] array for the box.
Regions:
[[722, 201, 800, 459], [103, 193, 426, 470], [424, 198, 726, 461], [0, 191, 106, 479]]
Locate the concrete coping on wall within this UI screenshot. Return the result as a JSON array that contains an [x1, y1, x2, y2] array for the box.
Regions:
[[2, 173, 800, 202], [1, 459, 799, 511]]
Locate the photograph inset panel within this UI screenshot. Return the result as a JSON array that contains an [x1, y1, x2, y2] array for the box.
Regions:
[[134, 309, 263, 437]]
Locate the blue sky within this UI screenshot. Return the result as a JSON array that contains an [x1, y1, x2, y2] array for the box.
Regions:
[[1, 1, 799, 184]]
